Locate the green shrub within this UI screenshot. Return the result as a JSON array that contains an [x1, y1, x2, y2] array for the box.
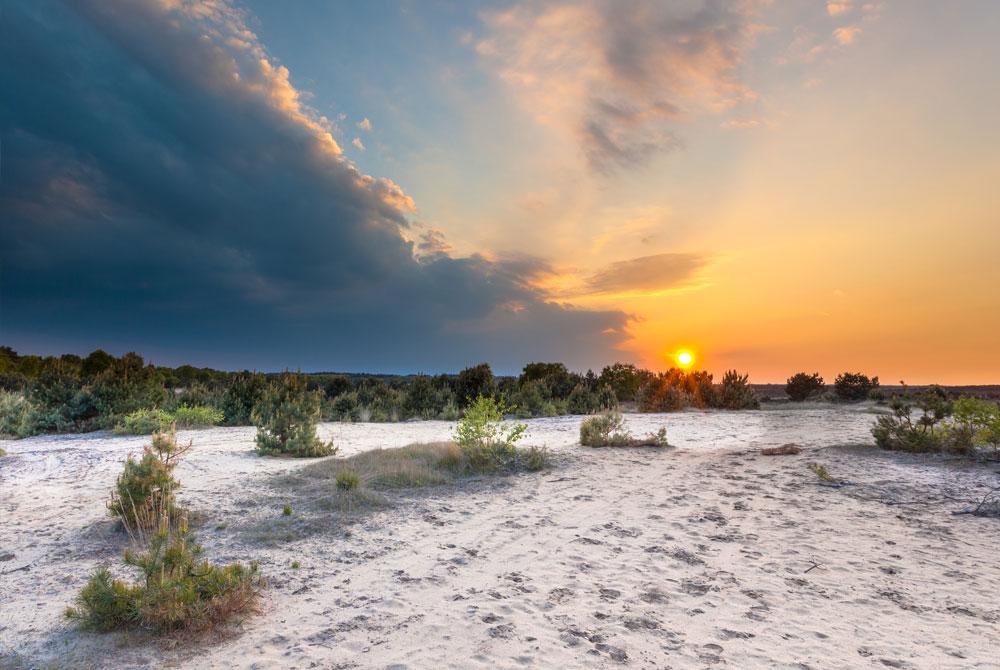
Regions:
[[0, 390, 33, 437], [108, 426, 189, 529], [438, 397, 460, 421], [834, 372, 879, 402], [567, 383, 599, 415], [950, 397, 1000, 458], [453, 395, 527, 472], [598, 363, 644, 402], [114, 408, 174, 435], [252, 373, 335, 457], [221, 371, 265, 426], [716, 370, 760, 410], [173, 404, 224, 428], [871, 390, 950, 453], [66, 521, 261, 633], [580, 411, 668, 447], [786, 372, 824, 402], [291, 560, 301, 570], [336, 470, 360, 491], [282, 504, 292, 516]]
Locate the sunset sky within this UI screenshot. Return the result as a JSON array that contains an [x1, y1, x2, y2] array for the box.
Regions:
[[2, 0, 998, 382]]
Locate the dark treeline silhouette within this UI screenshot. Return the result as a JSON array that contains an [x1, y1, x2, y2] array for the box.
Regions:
[[0, 347, 760, 438]]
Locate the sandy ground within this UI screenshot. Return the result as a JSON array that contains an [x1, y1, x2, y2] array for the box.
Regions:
[[1, 406, 998, 669]]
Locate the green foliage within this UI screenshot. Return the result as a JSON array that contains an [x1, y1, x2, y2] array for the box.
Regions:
[[519, 362, 578, 399], [637, 374, 686, 412], [0, 390, 34, 437], [871, 389, 952, 453], [282, 504, 292, 516], [455, 364, 495, 407], [291, 560, 301, 570], [221, 371, 265, 426], [173, 404, 224, 428], [114, 408, 175, 435], [108, 427, 188, 528], [949, 397, 1000, 457], [66, 523, 261, 634], [252, 373, 335, 457], [598, 363, 645, 402], [453, 395, 527, 472], [834, 372, 879, 402], [580, 411, 668, 447], [567, 383, 600, 415], [336, 470, 360, 491], [786, 372, 825, 402], [717, 370, 760, 410]]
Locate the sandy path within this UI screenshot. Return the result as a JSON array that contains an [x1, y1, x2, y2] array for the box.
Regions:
[[1, 407, 997, 669]]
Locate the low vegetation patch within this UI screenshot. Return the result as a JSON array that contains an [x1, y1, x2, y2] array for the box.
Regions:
[[579, 411, 668, 448], [114, 408, 174, 435], [872, 388, 1000, 458], [173, 404, 224, 428], [786, 372, 825, 402]]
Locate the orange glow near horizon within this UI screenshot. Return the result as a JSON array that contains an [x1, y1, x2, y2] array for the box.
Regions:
[[676, 350, 694, 369]]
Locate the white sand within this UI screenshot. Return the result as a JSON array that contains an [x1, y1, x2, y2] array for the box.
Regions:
[[1, 406, 997, 669]]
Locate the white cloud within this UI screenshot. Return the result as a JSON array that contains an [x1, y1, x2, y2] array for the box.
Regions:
[[352, 137, 365, 150]]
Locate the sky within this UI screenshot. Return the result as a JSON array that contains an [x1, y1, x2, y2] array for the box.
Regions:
[[2, 0, 998, 382]]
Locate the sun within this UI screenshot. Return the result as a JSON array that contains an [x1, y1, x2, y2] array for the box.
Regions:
[[676, 351, 694, 368]]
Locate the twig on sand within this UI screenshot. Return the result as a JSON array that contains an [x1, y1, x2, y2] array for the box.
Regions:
[[953, 486, 1000, 517], [804, 561, 822, 574]]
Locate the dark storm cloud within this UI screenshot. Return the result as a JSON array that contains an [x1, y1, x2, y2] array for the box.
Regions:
[[0, 0, 628, 372]]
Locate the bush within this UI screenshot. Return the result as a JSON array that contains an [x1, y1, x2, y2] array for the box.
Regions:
[[637, 375, 686, 412], [0, 390, 33, 437], [949, 397, 1000, 458], [834, 372, 879, 402], [580, 411, 668, 447], [252, 373, 335, 457], [871, 389, 951, 453], [221, 371, 265, 426], [108, 426, 189, 529], [66, 520, 261, 634], [567, 383, 600, 415], [453, 395, 526, 472], [173, 404, 224, 428], [114, 408, 175, 435], [455, 364, 495, 407], [598, 363, 644, 402], [716, 370, 760, 409], [785, 372, 824, 402]]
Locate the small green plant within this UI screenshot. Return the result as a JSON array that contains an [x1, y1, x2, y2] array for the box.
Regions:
[[172, 404, 224, 428], [453, 395, 527, 472], [282, 504, 292, 516], [108, 425, 189, 529], [113, 408, 174, 435], [253, 373, 335, 457], [291, 560, 301, 570], [336, 470, 360, 491], [580, 411, 668, 447], [872, 388, 951, 453], [808, 462, 833, 481]]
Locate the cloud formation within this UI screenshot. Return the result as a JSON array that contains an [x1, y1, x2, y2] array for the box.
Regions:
[[477, 0, 766, 173], [585, 253, 707, 295], [0, 0, 628, 371]]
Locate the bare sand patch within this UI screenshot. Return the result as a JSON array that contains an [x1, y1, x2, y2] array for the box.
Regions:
[[1, 407, 997, 668]]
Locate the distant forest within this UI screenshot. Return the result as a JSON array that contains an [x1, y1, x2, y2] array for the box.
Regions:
[[2, 346, 995, 439]]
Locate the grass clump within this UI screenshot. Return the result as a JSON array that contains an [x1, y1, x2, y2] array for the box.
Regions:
[[172, 404, 224, 428], [108, 425, 189, 529], [336, 470, 360, 491], [291, 560, 301, 570], [579, 411, 668, 448], [252, 372, 335, 457], [282, 504, 293, 516], [114, 408, 174, 435]]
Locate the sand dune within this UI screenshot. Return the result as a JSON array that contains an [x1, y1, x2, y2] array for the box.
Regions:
[[1, 406, 997, 668]]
